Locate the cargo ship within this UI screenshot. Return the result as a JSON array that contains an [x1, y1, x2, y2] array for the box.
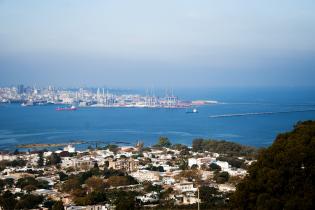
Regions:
[[56, 105, 77, 111]]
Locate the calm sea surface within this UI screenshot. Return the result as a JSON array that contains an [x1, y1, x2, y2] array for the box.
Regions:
[[0, 87, 315, 150]]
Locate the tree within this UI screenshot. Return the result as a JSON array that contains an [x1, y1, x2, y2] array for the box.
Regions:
[[192, 138, 204, 152], [230, 121, 315, 209], [37, 152, 44, 167], [86, 191, 107, 205], [0, 191, 17, 210], [145, 164, 165, 172], [58, 171, 68, 181], [107, 176, 137, 187], [143, 181, 162, 193], [215, 171, 229, 184], [197, 186, 227, 208], [209, 163, 221, 171], [177, 169, 201, 184], [155, 136, 172, 148], [15, 194, 43, 209], [114, 191, 136, 210], [0, 179, 4, 191], [43, 199, 55, 209], [103, 168, 125, 178], [135, 141, 144, 151], [178, 158, 189, 170], [61, 178, 81, 193], [217, 156, 245, 169], [106, 144, 119, 153], [16, 177, 39, 190], [47, 153, 61, 165], [52, 200, 64, 210], [192, 138, 256, 157], [85, 176, 106, 192], [13, 149, 19, 155], [4, 178, 14, 188], [191, 164, 198, 170], [171, 143, 188, 151], [179, 147, 190, 156]]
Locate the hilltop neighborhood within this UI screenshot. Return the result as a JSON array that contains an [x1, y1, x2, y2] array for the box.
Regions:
[[0, 137, 256, 210]]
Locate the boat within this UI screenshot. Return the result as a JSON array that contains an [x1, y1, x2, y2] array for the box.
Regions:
[[186, 108, 198, 114], [21, 101, 34, 106], [56, 105, 77, 111]]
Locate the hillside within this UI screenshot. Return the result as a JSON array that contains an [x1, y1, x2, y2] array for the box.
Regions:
[[230, 120, 315, 210]]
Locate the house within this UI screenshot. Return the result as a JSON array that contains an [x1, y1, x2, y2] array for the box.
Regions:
[[214, 160, 230, 171], [61, 157, 97, 170], [136, 192, 159, 204], [173, 193, 199, 205], [65, 205, 110, 210], [174, 181, 197, 193], [130, 170, 160, 182], [64, 145, 76, 153], [108, 157, 139, 172], [0, 153, 17, 161], [162, 175, 175, 185], [73, 159, 96, 170], [182, 192, 199, 205], [188, 157, 214, 168]]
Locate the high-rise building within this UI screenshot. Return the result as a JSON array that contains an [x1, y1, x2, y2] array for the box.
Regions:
[[17, 84, 24, 94]]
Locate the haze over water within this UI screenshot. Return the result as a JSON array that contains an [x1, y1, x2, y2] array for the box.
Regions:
[[0, 87, 314, 150]]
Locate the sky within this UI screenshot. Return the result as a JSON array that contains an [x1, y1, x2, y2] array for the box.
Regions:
[[1, 0, 315, 88]]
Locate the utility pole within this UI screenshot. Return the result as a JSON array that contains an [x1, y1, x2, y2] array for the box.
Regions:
[[198, 186, 200, 210]]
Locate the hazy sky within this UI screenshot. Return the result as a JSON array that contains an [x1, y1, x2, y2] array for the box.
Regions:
[[1, 0, 315, 88]]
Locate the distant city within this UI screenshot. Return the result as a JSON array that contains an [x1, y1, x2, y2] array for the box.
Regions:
[[0, 85, 218, 108]]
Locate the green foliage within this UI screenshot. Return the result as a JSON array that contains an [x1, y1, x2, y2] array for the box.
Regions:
[[179, 147, 190, 156], [171, 144, 190, 156], [215, 171, 230, 184], [43, 199, 56, 209], [192, 138, 256, 157], [230, 120, 315, 210], [113, 190, 137, 210], [85, 176, 106, 192], [145, 164, 165, 172], [105, 144, 119, 153], [86, 191, 107, 204], [15, 194, 44, 209], [0, 179, 4, 191], [160, 187, 174, 199], [217, 156, 245, 169], [61, 168, 103, 192], [198, 186, 228, 208], [73, 190, 107, 206], [143, 181, 163, 192], [16, 176, 49, 191], [37, 152, 44, 167], [3, 178, 14, 188], [0, 158, 27, 171], [61, 177, 81, 193], [46, 153, 61, 165], [52, 200, 64, 210], [103, 168, 125, 178], [209, 162, 221, 171], [0, 191, 17, 210], [178, 169, 202, 183], [106, 175, 138, 187], [58, 171, 68, 181], [190, 164, 198, 170], [178, 158, 189, 170], [154, 136, 172, 148]]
